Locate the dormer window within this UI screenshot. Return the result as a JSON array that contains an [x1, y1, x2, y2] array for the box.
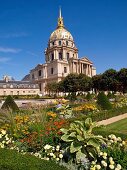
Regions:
[[59, 41, 61, 46]]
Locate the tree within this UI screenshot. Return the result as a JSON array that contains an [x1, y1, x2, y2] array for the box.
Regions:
[[117, 68, 127, 93], [1, 95, 19, 111], [97, 92, 112, 110], [78, 73, 92, 92], [101, 69, 118, 92], [92, 74, 103, 93], [45, 82, 59, 96], [60, 73, 79, 93]]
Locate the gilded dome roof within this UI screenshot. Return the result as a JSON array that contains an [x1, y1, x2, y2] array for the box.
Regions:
[[49, 8, 73, 42], [50, 27, 73, 41]]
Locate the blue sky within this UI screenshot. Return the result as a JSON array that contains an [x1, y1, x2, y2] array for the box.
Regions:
[[0, 0, 127, 80]]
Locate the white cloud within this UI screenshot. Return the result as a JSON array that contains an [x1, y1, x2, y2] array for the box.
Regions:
[[0, 57, 11, 63], [0, 32, 28, 38], [27, 51, 39, 57], [0, 47, 21, 53]]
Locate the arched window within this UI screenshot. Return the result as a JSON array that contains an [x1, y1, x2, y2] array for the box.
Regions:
[[59, 52, 63, 60], [67, 53, 69, 60], [38, 70, 41, 77], [59, 41, 61, 46], [66, 41, 68, 46], [51, 68, 54, 74], [51, 53, 54, 61]]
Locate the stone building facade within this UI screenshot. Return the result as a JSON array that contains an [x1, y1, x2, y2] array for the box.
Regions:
[[0, 75, 39, 96], [30, 9, 96, 95]]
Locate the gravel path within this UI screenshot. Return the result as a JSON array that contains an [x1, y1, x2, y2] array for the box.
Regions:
[[97, 113, 127, 126]]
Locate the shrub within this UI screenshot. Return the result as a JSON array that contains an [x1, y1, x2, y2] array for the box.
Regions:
[[1, 95, 19, 112], [85, 92, 92, 101], [0, 148, 67, 170], [97, 92, 112, 110]]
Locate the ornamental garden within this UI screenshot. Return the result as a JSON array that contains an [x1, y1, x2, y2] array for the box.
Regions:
[[0, 68, 127, 170]]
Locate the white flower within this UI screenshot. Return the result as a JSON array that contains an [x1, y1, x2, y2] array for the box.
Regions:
[[56, 158, 60, 161], [44, 144, 52, 150], [117, 137, 122, 142], [49, 152, 54, 157], [103, 152, 107, 157], [99, 152, 103, 156], [59, 154, 63, 159], [122, 141, 125, 145], [46, 157, 49, 161], [96, 165, 101, 169], [109, 164, 115, 169], [103, 155, 107, 159], [117, 164, 122, 169], [109, 157, 113, 161], [101, 160, 107, 167], [0, 134, 2, 138], [110, 160, 115, 165], [1, 130, 6, 135]]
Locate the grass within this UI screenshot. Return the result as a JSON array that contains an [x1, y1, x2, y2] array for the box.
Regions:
[[94, 118, 127, 139], [0, 148, 67, 170], [105, 118, 127, 135]]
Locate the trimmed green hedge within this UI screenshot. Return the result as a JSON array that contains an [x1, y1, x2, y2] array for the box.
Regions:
[[69, 106, 127, 125], [0, 148, 67, 170]]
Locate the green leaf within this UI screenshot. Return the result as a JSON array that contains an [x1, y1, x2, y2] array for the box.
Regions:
[[61, 134, 73, 142], [69, 132, 76, 137], [87, 138, 100, 148], [60, 128, 68, 134], [77, 135, 84, 141], [70, 142, 82, 153], [76, 150, 86, 162]]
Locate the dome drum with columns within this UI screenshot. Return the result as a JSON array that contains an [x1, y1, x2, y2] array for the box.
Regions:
[[30, 8, 96, 95]]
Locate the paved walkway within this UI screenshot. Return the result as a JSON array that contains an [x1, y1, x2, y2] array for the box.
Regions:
[[97, 113, 127, 126]]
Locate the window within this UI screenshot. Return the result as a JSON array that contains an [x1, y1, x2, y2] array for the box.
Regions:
[[59, 52, 63, 60], [59, 41, 61, 46], [23, 91, 25, 93], [66, 41, 68, 46], [39, 83, 41, 91], [38, 70, 41, 77], [64, 67, 67, 73], [52, 41, 54, 46], [3, 91, 6, 96], [51, 68, 54, 74], [67, 53, 69, 60], [32, 74, 34, 79], [17, 91, 19, 95], [51, 53, 54, 61], [10, 91, 13, 95]]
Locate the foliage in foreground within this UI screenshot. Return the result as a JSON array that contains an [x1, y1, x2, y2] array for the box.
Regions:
[[0, 148, 67, 170]]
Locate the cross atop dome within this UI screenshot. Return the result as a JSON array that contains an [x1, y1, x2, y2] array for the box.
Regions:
[[57, 7, 64, 28]]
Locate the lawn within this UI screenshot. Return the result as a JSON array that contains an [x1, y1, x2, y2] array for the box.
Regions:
[[94, 118, 127, 139], [106, 118, 127, 135]]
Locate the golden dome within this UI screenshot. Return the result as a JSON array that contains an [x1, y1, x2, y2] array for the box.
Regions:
[[49, 8, 73, 42], [50, 27, 73, 41]]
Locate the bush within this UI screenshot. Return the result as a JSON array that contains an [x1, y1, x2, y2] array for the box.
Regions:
[[85, 92, 92, 101], [0, 148, 67, 170], [1, 95, 19, 111], [97, 92, 112, 110]]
